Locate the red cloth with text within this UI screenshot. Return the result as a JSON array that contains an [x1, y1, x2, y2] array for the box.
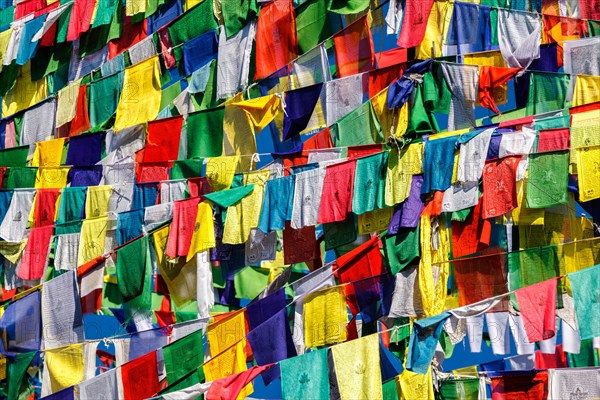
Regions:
[[581, 0, 600, 20], [333, 16, 375, 78], [478, 66, 522, 114], [143, 116, 183, 163], [490, 371, 548, 400], [253, 0, 297, 80], [482, 156, 520, 219], [206, 364, 274, 400], [34, 188, 60, 227], [317, 159, 356, 224], [514, 278, 558, 342], [368, 62, 405, 98], [136, 163, 171, 183], [66, 0, 96, 41], [69, 84, 91, 135], [396, 0, 435, 48], [537, 128, 570, 152], [166, 197, 200, 258], [453, 248, 507, 308], [121, 351, 160, 400], [15, 0, 45, 19], [347, 145, 384, 159], [17, 226, 54, 280], [451, 200, 492, 258]]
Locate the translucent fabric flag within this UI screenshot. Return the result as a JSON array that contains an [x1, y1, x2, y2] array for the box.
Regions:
[[257, 176, 294, 233], [331, 334, 383, 400], [415, 0, 452, 59], [282, 83, 323, 141], [55, 80, 80, 127], [44, 343, 84, 394], [303, 286, 348, 348], [453, 251, 507, 307], [526, 72, 571, 115], [396, 0, 435, 49], [77, 369, 118, 400], [203, 339, 252, 398], [525, 151, 569, 208], [280, 348, 329, 400], [440, 63, 479, 131], [497, 8, 541, 69], [0, 189, 35, 242], [508, 245, 560, 291], [514, 278, 558, 343], [295, 0, 330, 53], [388, 265, 424, 317], [163, 329, 204, 384], [0, 291, 41, 354], [352, 152, 387, 214], [254, 0, 297, 80], [206, 309, 246, 357], [216, 21, 256, 100], [167, 0, 217, 45], [114, 56, 162, 131], [41, 270, 85, 350], [398, 368, 434, 400], [568, 264, 600, 340], [333, 16, 375, 78], [77, 215, 108, 265], [406, 312, 451, 374], [66, 0, 95, 41], [206, 364, 272, 400]]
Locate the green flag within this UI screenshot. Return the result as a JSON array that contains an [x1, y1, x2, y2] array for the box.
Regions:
[[526, 151, 569, 208], [187, 107, 224, 158], [280, 348, 329, 400], [168, 0, 217, 45], [0, 146, 30, 167], [163, 329, 205, 384], [5, 168, 37, 189], [568, 264, 600, 340], [233, 266, 270, 299], [56, 187, 87, 224], [171, 159, 203, 180], [526, 72, 571, 115], [88, 71, 123, 129], [295, 0, 331, 54], [328, 0, 370, 14], [221, 0, 257, 38], [383, 226, 420, 275], [116, 236, 148, 302], [8, 352, 37, 400], [331, 101, 382, 147], [438, 378, 481, 400]]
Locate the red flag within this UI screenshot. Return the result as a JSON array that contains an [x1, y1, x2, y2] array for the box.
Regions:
[[478, 66, 522, 114], [375, 48, 408, 69], [396, 0, 435, 49], [18, 226, 54, 280], [537, 128, 570, 153], [109, 17, 148, 59], [206, 364, 274, 400], [514, 278, 558, 342], [283, 222, 317, 265], [333, 16, 375, 78], [581, 0, 600, 19], [491, 371, 548, 400], [254, 0, 297, 80], [453, 249, 507, 307], [451, 200, 492, 258], [143, 116, 183, 163], [481, 156, 520, 219], [34, 188, 60, 227], [69, 84, 91, 136], [121, 351, 160, 400], [535, 344, 568, 369], [317, 159, 356, 224], [166, 197, 201, 258], [66, 0, 96, 41]]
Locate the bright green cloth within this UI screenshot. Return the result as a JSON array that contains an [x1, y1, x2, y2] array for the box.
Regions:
[[221, 0, 257, 38], [163, 329, 205, 384], [233, 266, 270, 299], [280, 348, 329, 400], [168, 0, 217, 45], [295, 0, 331, 54], [508, 244, 560, 291], [93, 0, 119, 27], [331, 101, 382, 147], [5, 168, 37, 189], [171, 159, 203, 179], [88, 71, 123, 128], [328, 0, 369, 14], [0, 146, 30, 167], [526, 151, 569, 208], [8, 352, 37, 400], [204, 185, 254, 208], [438, 378, 480, 400], [116, 236, 148, 302], [382, 378, 398, 400], [589, 20, 600, 37], [383, 227, 420, 275], [569, 264, 600, 340], [186, 107, 224, 158], [352, 151, 387, 214]]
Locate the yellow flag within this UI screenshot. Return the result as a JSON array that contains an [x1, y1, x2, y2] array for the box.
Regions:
[[222, 170, 269, 245], [77, 215, 108, 265], [206, 309, 246, 356], [415, 0, 453, 60], [0, 28, 13, 74], [576, 145, 600, 202], [464, 50, 507, 68], [0, 355, 5, 380], [114, 56, 161, 131], [55, 80, 81, 127], [2, 62, 48, 118], [206, 155, 241, 192], [418, 214, 450, 317], [32, 138, 66, 167], [0, 241, 27, 264], [223, 95, 281, 156], [126, 0, 145, 15], [35, 167, 70, 189], [331, 334, 383, 400], [203, 338, 253, 399], [572, 75, 600, 107], [385, 144, 423, 207], [187, 201, 216, 262], [398, 367, 434, 400], [304, 286, 348, 348], [358, 208, 393, 234], [84, 185, 112, 218], [372, 88, 408, 140], [45, 344, 85, 393]]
